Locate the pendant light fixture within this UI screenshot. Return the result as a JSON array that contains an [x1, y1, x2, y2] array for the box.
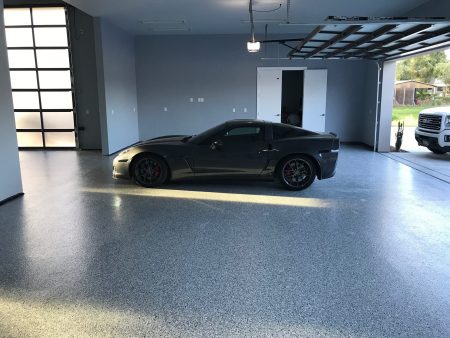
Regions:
[[247, 0, 261, 52]]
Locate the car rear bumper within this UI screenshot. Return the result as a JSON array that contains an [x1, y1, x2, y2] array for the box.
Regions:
[[318, 150, 338, 179]]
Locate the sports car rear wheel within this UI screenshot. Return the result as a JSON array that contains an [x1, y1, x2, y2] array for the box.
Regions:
[[278, 155, 316, 191], [132, 154, 168, 188]]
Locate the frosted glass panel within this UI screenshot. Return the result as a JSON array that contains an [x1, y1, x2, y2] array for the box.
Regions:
[[15, 112, 41, 129], [5, 28, 33, 47], [36, 49, 70, 68], [4, 8, 31, 26], [41, 91, 73, 109], [12, 92, 40, 109], [45, 132, 76, 147], [32, 7, 66, 26], [43, 111, 74, 129], [7, 50, 36, 68], [10, 71, 38, 89], [34, 28, 68, 47], [39, 70, 71, 89], [17, 132, 43, 147]]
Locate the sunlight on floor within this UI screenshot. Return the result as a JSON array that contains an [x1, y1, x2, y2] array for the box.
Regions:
[[0, 294, 359, 337], [82, 187, 332, 208]]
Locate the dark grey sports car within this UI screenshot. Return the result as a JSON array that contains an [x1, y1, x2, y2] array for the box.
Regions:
[[112, 120, 339, 190]]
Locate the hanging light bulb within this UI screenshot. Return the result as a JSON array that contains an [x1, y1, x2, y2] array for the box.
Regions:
[[247, 0, 260, 53], [247, 40, 261, 53]]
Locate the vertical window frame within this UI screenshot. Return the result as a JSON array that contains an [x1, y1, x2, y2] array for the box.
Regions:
[[5, 5, 77, 149]]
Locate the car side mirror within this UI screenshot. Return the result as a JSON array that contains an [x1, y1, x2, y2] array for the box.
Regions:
[[210, 140, 223, 151]]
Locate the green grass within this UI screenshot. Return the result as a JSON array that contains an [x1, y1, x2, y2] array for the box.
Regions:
[[391, 105, 433, 127]]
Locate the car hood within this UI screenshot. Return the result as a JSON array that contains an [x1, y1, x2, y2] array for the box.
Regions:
[[140, 135, 189, 145], [420, 106, 450, 115]]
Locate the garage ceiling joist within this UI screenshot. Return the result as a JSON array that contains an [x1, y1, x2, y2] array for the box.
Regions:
[[269, 17, 450, 61]]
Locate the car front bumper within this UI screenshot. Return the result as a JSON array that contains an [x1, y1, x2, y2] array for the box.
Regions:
[[415, 128, 450, 151], [112, 156, 131, 179]]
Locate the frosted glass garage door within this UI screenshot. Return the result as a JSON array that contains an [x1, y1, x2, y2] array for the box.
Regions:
[[4, 6, 76, 148]]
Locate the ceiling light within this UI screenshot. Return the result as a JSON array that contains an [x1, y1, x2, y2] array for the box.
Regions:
[[247, 41, 261, 52], [247, 0, 261, 53]]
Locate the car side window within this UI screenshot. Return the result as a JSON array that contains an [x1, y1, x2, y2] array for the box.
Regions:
[[222, 126, 264, 142], [273, 124, 309, 139]]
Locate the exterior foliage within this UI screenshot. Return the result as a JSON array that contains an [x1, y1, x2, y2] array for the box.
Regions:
[[396, 51, 448, 84]]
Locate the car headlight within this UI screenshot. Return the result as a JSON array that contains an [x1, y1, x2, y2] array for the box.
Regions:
[[446, 115, 450, 129]]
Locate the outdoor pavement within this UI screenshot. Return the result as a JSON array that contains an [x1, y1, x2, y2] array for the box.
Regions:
[[389, 126, 450, 183]]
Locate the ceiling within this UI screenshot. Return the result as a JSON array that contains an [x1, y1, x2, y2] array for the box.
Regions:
[[62, 0, 432, 36]]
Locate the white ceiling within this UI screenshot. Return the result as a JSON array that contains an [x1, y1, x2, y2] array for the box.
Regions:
[[63, 0, 431, 36]]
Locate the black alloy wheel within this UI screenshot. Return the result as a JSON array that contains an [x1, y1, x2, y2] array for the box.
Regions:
[[278, 155, 316, 191], [132, 154, 168, 187]]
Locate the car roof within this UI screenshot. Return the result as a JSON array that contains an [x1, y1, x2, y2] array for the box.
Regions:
[[227, 119, 268, 125]]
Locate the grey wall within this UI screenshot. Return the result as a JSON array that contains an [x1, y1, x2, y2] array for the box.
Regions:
[[94, 18, 139, 155], [0, 0, 23, 202], [68, 6, 102, 150], [135, 35, 376, 143], [405, 0, 450, 16], [361, 62, 381, 147]]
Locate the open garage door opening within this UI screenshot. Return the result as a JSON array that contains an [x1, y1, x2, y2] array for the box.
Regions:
[[390, 49, 450, 154]]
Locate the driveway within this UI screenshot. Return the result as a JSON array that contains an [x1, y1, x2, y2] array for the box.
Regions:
[[389, 126, 450, 183]]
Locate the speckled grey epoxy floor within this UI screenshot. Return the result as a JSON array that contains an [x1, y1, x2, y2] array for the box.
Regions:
[[0, 145, 449, 337]]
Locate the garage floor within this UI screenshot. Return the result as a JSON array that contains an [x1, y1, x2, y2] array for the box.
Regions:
[[0, 145, 449, 337], [383, 151, 450, 184]]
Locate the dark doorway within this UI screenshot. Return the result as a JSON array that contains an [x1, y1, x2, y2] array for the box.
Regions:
[[281, 70, 304, 127]]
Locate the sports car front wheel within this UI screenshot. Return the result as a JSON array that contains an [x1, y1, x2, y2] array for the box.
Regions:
[[132, 154, 168, 188], [278, 155, 316, 191]]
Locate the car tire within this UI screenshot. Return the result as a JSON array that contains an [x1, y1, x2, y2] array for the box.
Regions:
[[278, 155, 316, 191], [132, 154, 168, 188], [427, 146, 446, 155]]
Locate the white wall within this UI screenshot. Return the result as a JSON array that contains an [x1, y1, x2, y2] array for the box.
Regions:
[[135, 35, 376, 143], [94, 18, 139, 155], [0, 0, 23, 202], [378, 61, 396, 152]]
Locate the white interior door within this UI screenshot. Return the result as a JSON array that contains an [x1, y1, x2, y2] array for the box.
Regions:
[[257, 68, 282, 122], [303, 69, 328, 132]]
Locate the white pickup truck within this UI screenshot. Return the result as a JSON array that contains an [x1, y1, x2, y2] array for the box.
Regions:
[[415, 106, 450, 154]]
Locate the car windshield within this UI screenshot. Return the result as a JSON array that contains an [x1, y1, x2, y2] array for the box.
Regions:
[[189, 122, 227, 144]]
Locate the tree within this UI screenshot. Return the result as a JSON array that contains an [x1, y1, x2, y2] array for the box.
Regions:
[[437, 62, 450, 86], [396, 51, 447, 83]]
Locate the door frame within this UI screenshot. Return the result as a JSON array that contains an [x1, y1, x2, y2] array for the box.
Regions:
[[257, 67, 307, 123]]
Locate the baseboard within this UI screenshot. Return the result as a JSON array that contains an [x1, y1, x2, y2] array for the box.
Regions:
[[0, 193, 24, 206], [340, 142, 374, 150]]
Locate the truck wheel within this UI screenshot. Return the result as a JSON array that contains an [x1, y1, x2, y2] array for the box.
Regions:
[[427, 146, 446, 155]]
